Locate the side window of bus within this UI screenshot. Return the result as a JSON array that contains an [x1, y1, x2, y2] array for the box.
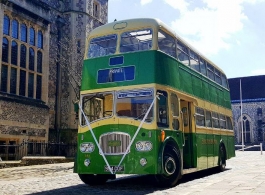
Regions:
[[158, 30, 176, 58], [88, 34, 117, 58], [207, 63, 215, 81], [215, 69, 222, 85], [171, 93, 179, 130], [205, 110, 212, 127], [200, 59, 207, 76], [219, 114, 226, 129], [226, 116, 233, 130], [195, 107, 205, 126], [221, 74, 228, 88], [190, 50, 200, 72], [177, 41, 189, 66], [212, 112, 219, 128], [120, 29, 153, 53], [157, 90, 168, 127]]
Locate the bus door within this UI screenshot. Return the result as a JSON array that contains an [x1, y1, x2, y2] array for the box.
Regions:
[[180, 100, 194, 168]]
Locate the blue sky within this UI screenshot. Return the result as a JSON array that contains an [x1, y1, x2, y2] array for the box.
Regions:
[[108, 0, 265, 79]]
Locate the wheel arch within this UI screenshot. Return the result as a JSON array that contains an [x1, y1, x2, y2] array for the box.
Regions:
[[157, 136, 182, 174], [219, 141, 227, 160]]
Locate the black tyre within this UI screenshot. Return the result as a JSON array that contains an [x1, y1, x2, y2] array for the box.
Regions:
[[155, 145, 181, 187], [78, 174, 114, 185], [218, 145, 226, 171]]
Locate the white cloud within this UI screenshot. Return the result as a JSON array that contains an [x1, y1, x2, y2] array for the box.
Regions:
[[164, 0, 254, 55], [163, 0, 189, 12], [251, 69, 265, 76], [141, 0, 153, 5]]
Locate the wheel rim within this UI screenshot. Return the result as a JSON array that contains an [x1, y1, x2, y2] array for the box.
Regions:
[[164, 156, 176, 175]]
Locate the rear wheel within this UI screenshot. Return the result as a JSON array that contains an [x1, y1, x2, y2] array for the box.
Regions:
[[78, 174, 115, 185], [155, 145, 181, 187], [218, 145, 226, 171]]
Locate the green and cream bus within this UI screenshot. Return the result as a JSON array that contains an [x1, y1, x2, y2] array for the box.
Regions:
[[74, 18, 235, 187]]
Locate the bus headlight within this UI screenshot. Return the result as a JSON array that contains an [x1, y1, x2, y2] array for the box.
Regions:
[[135, 141, 153, 151], [136, 142, 144, 151], [80, 142, 95, 153]]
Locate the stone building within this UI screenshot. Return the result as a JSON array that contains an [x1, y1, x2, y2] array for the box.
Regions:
[[228, 75, 265, 146], [0, 0, 108, 159]]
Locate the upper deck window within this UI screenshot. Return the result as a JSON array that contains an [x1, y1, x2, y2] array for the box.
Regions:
[[158, 30, 176, 58], [120, 29, 152, 53], [177, 41, 189, 66], [88, 34, 117, 58]]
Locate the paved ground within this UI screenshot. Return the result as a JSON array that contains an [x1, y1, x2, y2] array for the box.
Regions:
[[0, 151, 265, 195]]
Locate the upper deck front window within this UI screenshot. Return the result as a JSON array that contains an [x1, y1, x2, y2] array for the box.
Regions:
[[120, 29, 153, 53], [88, 34, 117, 58]]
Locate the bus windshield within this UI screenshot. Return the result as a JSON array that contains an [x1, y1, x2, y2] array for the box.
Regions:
[[116, 89, 154, 122], [81, 92, 113, 125], [88, 34, 117, 58], [120, 28, 153, 53]]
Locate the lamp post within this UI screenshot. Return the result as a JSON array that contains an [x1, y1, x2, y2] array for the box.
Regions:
[[240, 79, 244, 151]]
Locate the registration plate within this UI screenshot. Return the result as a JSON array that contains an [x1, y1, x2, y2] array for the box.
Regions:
[[104, 165, 124, 172]]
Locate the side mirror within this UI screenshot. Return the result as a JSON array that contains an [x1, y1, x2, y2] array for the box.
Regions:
[[74, 101, 79, 112]]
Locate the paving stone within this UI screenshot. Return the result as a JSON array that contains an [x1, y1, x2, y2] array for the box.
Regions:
[[0, 151, 265, 195]]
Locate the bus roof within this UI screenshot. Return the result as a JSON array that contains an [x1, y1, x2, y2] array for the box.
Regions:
[[89, 18, 226, 76]]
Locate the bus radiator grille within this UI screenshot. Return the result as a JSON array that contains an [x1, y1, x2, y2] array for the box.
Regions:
[[99, 132, 131, 155]]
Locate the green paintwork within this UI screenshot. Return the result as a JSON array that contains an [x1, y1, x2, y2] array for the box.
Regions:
[[77, 125, 157, 174], [76, 50, 235, 175], [81, 51, 231, 109]]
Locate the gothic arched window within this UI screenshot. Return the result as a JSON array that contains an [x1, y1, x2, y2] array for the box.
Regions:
[[20, 23, 27, 42], [2, 38, 9, 63], [3, 15, 10, 35], [37, 31, 43, 49], [12, 19, 18, 39], [37, 51, 42, 73], [30, 27, 35, 46], [29, 47, 35, 71], [11, 41, 18, 65], [20, 44, 27, 68]]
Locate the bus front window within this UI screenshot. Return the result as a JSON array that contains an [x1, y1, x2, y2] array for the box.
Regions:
[[88, 34, 117, 58], [120, 29, 153, 53], [116, 89, 154, 122], [81, 92, 113, 125]]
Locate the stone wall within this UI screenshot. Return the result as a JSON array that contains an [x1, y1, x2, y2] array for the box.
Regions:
[[232, 101, 265, 144]]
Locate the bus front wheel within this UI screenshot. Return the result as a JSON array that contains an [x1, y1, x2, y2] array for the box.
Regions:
[[155, 145, 181, 187], [78, 174, 114, 185]]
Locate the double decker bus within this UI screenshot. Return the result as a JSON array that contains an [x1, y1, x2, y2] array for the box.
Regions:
[[74, 18, 235, 187]]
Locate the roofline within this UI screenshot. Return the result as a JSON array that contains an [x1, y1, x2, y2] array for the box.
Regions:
[[89, 18, 226, 75]]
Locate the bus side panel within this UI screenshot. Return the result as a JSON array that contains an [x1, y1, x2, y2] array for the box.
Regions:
[[227, 133, 236, 159], [196, 131, 208, 170]]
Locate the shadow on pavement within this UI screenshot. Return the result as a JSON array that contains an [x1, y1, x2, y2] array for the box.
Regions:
[[29, 168, 228, 195]]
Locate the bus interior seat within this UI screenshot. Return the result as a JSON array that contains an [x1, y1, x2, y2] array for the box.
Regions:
[[117, 110, 132, 117]]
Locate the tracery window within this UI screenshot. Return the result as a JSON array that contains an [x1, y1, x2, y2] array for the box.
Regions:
[[30, 27, 35, 46], [11, 41, 18, 65], [38, 31, 43, 49], [0, 15, 45, 100], [20, 23, 27, 42], [4, 15, 10, 35], [2, 38, 9, 63], [12, 19, 18, 39]]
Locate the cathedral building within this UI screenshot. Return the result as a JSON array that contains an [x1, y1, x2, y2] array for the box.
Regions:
[[0, 0, 108, 159]]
